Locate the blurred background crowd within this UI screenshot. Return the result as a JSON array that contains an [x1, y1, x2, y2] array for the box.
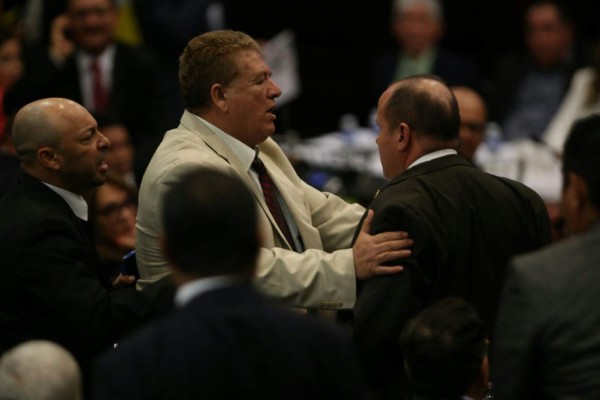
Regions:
[[1, 0, 600, 237]]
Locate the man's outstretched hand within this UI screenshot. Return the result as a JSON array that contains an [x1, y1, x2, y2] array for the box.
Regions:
[[353, 209, 413, 280]]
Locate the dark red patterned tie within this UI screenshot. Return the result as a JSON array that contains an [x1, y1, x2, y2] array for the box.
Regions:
[[251, 156, 295, 249], [90, 58, 108, 113]]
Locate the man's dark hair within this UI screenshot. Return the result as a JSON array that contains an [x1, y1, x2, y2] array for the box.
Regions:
[[384, 74, 460, 143], [162, 168, 259, 277], [562, 113, 600, 210], [400, 297, 487, 398]]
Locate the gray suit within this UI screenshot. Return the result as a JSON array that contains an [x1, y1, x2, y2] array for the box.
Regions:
[[136, 110, 365, 309], [493, 222, 600, 399]]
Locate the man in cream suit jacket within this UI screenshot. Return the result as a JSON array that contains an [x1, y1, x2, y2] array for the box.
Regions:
[[136, 30, 412, 310]]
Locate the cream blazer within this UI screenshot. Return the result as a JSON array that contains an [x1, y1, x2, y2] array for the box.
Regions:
[[135, 111, 365, 309]]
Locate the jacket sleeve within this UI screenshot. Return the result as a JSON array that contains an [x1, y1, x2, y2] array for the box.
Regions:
[[492, 259, 540, 400]]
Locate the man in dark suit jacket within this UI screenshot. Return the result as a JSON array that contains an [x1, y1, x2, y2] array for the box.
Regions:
[[0, 152, 20, 199], [0, 98, 168, 393], [92, 168, 365, 400], [492, 114, 600, 399], [352, 75, 551, 399], [4, 0, 173, 181]]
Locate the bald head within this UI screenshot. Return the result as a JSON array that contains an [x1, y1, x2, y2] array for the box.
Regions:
[[11, 97, 110, 194], [451, 86, 487, 161], [0, 340, 82, 400], [383, 75, 460, 143], [13, 98, 89, 164]]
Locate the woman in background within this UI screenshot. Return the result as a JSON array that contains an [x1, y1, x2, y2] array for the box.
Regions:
[[86, 172, 138, 284]]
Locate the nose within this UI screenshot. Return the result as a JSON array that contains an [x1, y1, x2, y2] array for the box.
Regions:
[[98, 131, 111, 150], [268, 78, 282, 99]]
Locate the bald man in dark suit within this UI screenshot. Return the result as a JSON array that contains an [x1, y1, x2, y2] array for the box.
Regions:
[[352, 75, 551, 399]]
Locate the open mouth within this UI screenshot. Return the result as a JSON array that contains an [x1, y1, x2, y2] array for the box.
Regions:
[[267, 106, 277, 120]]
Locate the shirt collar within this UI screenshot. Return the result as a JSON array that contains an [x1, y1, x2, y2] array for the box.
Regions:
[[192, 114, 256, 172], [77, 44, 116, 70], [175, 275, 245, 307], [408, 148, 457, 170], [41, 182, 89, 221]]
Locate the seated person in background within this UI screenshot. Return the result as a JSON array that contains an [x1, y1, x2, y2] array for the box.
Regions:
[[542, 38, 600, 154], [451, 86, 488, 164], [86, 172, 137, 283], [491, 0, 586, 141], [95, 113, 137, 189], [371, 0, 481, 106], [401, 297, 490, 400], [0, 340, 82, 400], [493, 113, 600, 399], [3, 0, 173, 180], [93, 168, 365, 400], [136, 30, 412, 312]]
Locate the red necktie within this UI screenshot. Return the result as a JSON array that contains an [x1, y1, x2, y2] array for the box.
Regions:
[[251, 156, 295, 249], [90, 58, 108, 113]]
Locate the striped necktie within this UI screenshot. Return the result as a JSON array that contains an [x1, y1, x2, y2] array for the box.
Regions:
[[251, 156, 295, 249]]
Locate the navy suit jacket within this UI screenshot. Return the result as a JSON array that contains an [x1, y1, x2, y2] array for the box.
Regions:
[[0, 174, 163, 388], [352, 154, 551, 399], [93, 283, 365, 400]]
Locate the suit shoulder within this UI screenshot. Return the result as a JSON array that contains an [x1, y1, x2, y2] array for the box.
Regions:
[[511, 232, 596, 285]]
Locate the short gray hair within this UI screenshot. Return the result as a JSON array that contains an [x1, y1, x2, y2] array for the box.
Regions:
[[0, 341, 82, 400], [393, 0, 444, 20]]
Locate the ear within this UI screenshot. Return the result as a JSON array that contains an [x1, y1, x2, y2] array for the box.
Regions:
[[566, 172, 588, 213], [397, 122, 411, 152], [37, 147, 61, 171], [480, 354, 490, 394], [209, 83, 228, 112]]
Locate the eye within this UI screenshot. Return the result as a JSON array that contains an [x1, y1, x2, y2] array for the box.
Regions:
[[81, 129, 96, 143]]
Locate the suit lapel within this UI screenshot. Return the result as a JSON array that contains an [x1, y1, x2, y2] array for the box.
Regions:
[[179, 113, 293, 248], [24, 176, 111, 289]]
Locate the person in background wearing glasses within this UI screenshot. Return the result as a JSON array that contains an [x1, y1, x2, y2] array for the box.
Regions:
[[451, 86, 488, 166], [85, 171, 138, 284]]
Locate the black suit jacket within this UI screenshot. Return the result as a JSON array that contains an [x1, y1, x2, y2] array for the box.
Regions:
[[4, 43, 175, 179], [0, 174, 163, 388], [493, 222, 600, 399], [0, 153, 20, 200], [92, 283, 365, 400], [352, 154, 551, 399]]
